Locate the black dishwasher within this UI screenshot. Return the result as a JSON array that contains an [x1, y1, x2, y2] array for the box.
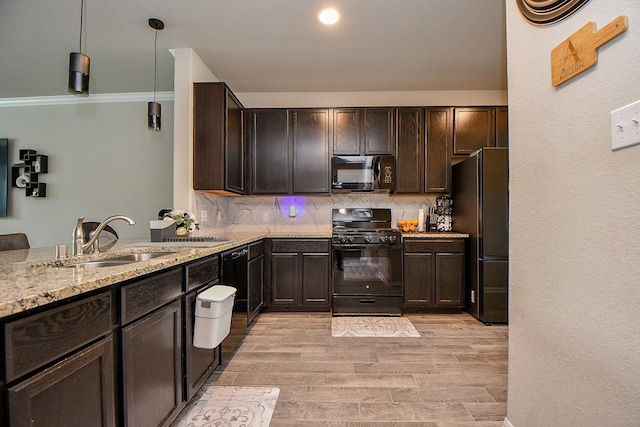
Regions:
[[221, 246, 248, 361], [222, 246, 248, 316]]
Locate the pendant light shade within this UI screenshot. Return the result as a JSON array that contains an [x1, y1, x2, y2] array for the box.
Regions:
[[68, 0, 89, 96], [148, 18, 164, 131], [148, 101, 161, 131], [68, 52, 90, 96]]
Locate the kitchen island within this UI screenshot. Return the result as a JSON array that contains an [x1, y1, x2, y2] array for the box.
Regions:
[[0, 229, 333, 427], [0, 230, 338, 318]]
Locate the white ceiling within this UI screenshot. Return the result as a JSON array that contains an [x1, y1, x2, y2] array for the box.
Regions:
[[0, 0, 507, 99]]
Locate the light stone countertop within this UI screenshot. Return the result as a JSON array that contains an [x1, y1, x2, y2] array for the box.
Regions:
[[0, 228, 466, 319], [0, 230, 333, 319]]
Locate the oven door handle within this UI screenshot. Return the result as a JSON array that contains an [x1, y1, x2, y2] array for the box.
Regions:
[[332, 244, 402, 249]]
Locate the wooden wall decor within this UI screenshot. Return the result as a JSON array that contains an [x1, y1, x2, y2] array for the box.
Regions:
[[551, 15, 628, 87], [516, 0, 592, 26]]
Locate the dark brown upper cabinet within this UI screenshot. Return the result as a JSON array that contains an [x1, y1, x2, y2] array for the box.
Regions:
[[395, 108, 424, 194], [453, 107, 496, 155], [249, 109, 330, 195], [395, 107, 452, 194], [249, 109, 290, 194], [425, 107, 453, 193], [496, 106, 509, 147], [193, 82, 245, 195], [291, 109, 331, 193], [333, 108, 395, 155]]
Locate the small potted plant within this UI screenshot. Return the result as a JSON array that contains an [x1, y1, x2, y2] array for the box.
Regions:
[[162, 209, 199, 236]]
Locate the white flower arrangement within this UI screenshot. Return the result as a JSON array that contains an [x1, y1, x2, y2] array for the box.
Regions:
[[162, 209, 199, 236]]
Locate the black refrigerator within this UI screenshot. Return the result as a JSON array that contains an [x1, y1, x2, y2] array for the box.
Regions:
[[452, 147, 508, 324]]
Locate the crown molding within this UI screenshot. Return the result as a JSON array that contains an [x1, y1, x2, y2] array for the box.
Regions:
[[0, 92, 174, 108]]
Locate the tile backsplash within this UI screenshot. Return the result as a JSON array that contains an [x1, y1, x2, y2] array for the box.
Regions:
[[195, 192, 438, 232]]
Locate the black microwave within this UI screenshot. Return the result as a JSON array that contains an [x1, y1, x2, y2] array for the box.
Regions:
[[331, 155, 395, 192]]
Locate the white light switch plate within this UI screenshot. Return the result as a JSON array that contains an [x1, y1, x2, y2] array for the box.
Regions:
[[611, 100, 640, 150]]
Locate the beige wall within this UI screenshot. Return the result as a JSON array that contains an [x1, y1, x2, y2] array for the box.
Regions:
[[172, 48, 219, 215], [0, 96, 174, 248], [505, 1, 640, 425]]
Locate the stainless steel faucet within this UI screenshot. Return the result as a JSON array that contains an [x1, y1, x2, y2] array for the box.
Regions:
[[72, 215, 136, 256]]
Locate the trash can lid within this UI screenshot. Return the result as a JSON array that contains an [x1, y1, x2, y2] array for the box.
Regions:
[[197, 285, 237, 302]]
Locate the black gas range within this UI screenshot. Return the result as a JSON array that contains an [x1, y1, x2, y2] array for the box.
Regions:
[[331, 208, 403, 316], [331, 208, 401, 246]]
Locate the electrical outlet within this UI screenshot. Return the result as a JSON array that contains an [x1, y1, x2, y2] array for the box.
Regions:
[[200, 210, 207, 222], [611, 100, 640, 150], [262, 212, 269, 222]]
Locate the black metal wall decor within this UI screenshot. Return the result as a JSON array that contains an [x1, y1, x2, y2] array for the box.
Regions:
[[0, 139, 7, 216], [11, 149, 48, 198], [515, 0, 592, 25]]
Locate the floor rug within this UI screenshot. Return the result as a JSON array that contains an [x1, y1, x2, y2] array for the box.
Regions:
[[331, 316, 420, 337], [173, 386, 279, 427]]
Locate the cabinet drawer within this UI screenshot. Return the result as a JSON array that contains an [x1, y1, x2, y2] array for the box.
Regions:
[[271, 239, 330, 253], [121, 268, 182, 325], [404, 239, 464, 253], [332, 296, 403, 316], [4, 291, 113, 383], [248, 240, 264, 260], [186, 256, 219, 292]]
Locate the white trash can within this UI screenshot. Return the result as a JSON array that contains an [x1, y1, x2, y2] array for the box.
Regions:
[[193, 285, 236, 349]]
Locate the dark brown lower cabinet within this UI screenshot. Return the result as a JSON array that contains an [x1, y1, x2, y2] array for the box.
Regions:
[[122, 299, 183, 427], [184, 288, 219, 401], [7, 337, 115, 427], [403, 239, 466, 309], [183, 255, 221, 400], [247, 241, 265, 324], [2, 258, 226, 427], [265, 239, 331, 311]]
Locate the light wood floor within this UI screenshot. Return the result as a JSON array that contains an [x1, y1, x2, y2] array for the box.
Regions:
[[205, 312, 508, 427]]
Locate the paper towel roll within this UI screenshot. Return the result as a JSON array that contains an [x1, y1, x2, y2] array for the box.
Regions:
[[15, 173, 30, 188], [418, 208, 425, 232]]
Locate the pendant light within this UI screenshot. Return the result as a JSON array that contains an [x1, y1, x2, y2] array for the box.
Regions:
[[68, 0, 90, 96], [148, 18, 164, 131]]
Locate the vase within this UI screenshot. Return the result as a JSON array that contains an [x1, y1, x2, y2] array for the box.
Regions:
[[175, 226, 190, 237]]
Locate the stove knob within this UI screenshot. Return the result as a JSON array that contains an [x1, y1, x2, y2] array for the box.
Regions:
[[389, 235, 397, 243], [363, 236, 372, 243], [339, 236, 348, 244], [347, 236, 354, 243], [379, 236, 388, 243]]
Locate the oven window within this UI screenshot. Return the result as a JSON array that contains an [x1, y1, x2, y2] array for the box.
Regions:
[[333, 247, 402, 286]]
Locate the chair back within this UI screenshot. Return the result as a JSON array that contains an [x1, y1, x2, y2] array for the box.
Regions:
[[0, 233, 30, 251]]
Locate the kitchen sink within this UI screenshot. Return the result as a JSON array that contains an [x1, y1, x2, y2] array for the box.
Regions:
[[107, 252, 173, 262], [63, 260, 133, 269], [61, 251, 177, 269]]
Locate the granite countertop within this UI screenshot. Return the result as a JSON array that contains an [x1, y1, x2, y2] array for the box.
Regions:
[[0, 228, 466, 319], [0, 231, 254, 319]]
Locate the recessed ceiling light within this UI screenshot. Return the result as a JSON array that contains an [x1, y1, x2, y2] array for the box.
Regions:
[[318, 8, 340, 25]]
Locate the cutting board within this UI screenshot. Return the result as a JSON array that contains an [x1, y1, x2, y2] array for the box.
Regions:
[[551, 15, 628, 87]]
